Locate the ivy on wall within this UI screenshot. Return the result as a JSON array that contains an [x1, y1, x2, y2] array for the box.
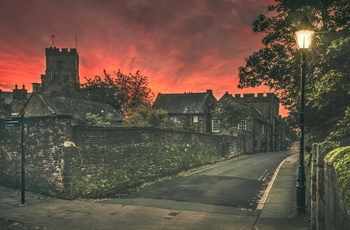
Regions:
[[65, 141, 223, 198], [324, 146, 350, 216]]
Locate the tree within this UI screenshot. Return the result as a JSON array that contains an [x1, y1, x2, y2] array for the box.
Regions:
[[84, 113, 113, 126], [238, 0, 350, 142], [328, 107, 350, 141], [213, 98, 250, 134], [310, 37, 350, 141], [81, 70, 154, 115], [81, 75, 120, 110], [123, 105, 176, 128]]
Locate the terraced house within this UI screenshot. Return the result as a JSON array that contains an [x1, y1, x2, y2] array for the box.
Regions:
[[153, 90, 217, 133], [153, 90, 293, 153]]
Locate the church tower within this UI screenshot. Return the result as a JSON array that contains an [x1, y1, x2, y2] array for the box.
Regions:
[[40, 46, 80, 95]]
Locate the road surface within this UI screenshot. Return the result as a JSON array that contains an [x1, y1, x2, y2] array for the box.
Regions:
[[102, 151, 295, 216]]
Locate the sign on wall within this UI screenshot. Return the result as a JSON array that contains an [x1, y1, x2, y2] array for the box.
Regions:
[[5, 116, 20, 127]]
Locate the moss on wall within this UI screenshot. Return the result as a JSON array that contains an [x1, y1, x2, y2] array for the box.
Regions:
[[65, 141, 224, 199], [1, 118, 239, 200], [324, 146, 350, 216]]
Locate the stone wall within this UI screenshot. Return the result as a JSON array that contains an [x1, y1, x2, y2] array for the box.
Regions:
[[62, 126, 240, 199], [72, 126, 240, 156], [0, 116, 240, 199], [324, 162, 350, 230], [310, 144, 350, 230], [0, 115, 73, 196]]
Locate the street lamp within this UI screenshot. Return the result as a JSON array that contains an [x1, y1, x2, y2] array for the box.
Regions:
[[294, 17, 314, 214]]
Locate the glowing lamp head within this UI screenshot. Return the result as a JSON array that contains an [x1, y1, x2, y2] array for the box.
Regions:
[[295, 30, 314, 49]]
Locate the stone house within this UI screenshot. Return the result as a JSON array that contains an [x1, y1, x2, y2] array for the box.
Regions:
[[153, 90, 291, 153], [22, 93, 123, 125], [0, 90, 8, 118], [0, 45, 123, 124], [233, 93, 293, 151], [153, 90, 217, 133], [0, 85, 31, 117], [0, 45, 80, 117], [217, 92, 272, 153]]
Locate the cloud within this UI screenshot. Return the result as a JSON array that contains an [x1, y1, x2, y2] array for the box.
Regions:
[[0, 0, 275, 98]]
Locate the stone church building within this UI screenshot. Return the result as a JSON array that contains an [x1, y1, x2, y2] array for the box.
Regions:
[[37, 46, 80, 96], [0, 45, 80, 116], [0, 45, 122, 122]]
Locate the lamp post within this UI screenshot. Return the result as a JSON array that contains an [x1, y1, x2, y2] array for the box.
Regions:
[[294, 22, 314, 214]]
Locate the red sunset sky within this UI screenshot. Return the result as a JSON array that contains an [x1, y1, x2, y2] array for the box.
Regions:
[[0, 0, 287, 115]]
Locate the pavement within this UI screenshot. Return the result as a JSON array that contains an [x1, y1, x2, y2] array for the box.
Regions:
[[0, 153, 310, 230]]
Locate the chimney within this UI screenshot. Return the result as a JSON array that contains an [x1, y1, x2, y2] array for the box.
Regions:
[[13, 84, 28, 100], [0, 90, 3, 104], [32, 83, 42, 93]]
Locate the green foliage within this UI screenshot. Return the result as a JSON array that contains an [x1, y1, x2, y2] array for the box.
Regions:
[[213, 98, 250, 134], [81, 69, 154, 115], [123, 105, 176, 128], [67, 140, 223, 199], [324, 146, 350, 216], [84, 113, 112, 126], [238, 0, 350, 142], [81, 75, 120, 110], [319, 141, 339, 152], [327, 107, 350, 141]]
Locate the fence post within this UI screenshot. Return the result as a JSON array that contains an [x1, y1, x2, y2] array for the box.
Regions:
[[316, 144, 326, 230], [310, 143, 317, 230]]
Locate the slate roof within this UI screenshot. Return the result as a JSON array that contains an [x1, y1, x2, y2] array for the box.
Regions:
[[24, 93, 123, 121], [249, 106, 271, 124], [0, 92, 31, 104], [153, 90, 217, 114]]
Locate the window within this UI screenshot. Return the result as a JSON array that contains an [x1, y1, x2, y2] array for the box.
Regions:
[[212, 120, 220, 132], [193, 115, 199, 123], [171, 116, 181, 123], [238, 120, 246, 131], [262, 124, 265, 135]]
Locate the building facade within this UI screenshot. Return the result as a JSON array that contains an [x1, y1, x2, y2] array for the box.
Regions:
[[153, 90, 217, 133], [218, 92, 272, 153], [0, 46, 80, 115], [39, 47, 80, 95], [234, 93, 292, 151], [153, 90, 292, 153]]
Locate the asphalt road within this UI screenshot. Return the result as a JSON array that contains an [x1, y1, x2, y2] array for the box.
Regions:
[[102, 151, 295, 216]]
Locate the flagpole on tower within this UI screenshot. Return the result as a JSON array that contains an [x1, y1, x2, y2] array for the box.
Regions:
[[75, 34, 78, 49], [51, 35, 56, 48]]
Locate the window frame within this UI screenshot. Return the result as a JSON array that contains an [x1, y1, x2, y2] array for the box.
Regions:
[[212, 120, 220, 132], [238, 120, 247, 131]]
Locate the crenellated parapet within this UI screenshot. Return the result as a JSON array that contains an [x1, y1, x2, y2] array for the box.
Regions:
[[42, 46, 80, 95], [234, 93, 278, 100], [234, 92, 280, 119], [45, 47, 78, 56]]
